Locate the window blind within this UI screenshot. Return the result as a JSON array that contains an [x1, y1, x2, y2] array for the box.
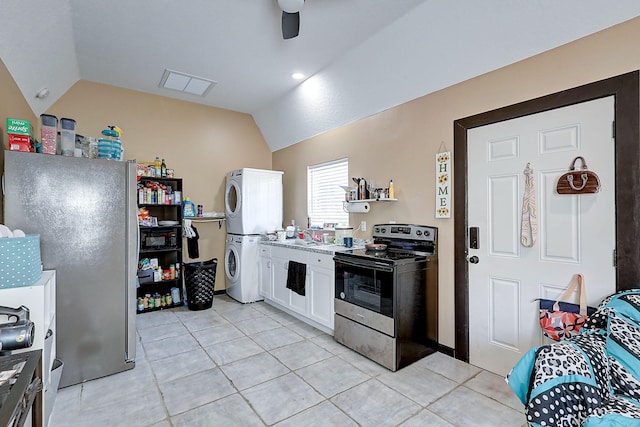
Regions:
[[307, 158, 349, 227]]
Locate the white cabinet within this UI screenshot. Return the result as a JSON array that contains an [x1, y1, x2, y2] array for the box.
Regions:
[[285, 249, 308, 316], [307, 253, 334, 330], [271, 255, 290, 307], [261, 244, 335, 333], [0, 270, 57, 426], [258, 245, 272, 299]]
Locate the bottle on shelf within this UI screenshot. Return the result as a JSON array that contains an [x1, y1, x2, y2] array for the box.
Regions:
[[389, 179, 395, 199], [359, 178, 366, 200], [154, 157, 161, 177], [161, 159, 167, 177], [183, 197, 196, 217]]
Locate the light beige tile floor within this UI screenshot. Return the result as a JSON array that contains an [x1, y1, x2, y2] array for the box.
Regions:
[[50, 295, 526, 427]]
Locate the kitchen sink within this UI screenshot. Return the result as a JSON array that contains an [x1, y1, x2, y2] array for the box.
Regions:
[[292, 239, 326, 246]]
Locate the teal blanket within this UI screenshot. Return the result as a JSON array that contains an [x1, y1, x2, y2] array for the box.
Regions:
[[507, 289, 640, 426]]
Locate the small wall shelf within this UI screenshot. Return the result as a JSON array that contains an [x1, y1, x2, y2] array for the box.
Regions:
[[183, 217, 226, 229], [346, 198, 397, 203], [342, 198, 397, 213]]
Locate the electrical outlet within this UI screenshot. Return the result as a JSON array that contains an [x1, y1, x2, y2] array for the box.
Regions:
[[360, 221, 366, 231]]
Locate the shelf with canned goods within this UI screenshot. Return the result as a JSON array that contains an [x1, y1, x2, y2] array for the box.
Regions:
[[137, 176, 183, 311], [138, 277, 180, 286], [140, 247, 181, 255], [137, 302, 184, 314]]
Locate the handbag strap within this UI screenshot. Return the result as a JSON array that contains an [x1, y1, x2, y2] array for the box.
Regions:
[[553, 274, 588, 315], [570, 156, 588, 171]]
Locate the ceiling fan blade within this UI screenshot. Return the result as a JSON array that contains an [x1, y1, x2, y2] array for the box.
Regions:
[[282, 11, 300, 39]]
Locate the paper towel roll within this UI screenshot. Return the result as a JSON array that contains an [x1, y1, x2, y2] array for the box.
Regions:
[[348, 202, 370, 213]]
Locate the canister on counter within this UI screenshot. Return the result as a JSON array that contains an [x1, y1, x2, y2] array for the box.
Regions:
[[40, 114, 57, 154]]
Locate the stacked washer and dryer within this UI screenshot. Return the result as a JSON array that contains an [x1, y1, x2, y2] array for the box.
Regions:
[[224, 168, 284, 303]]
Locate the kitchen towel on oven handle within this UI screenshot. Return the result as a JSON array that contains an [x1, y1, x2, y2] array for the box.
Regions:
[[286, 261, 306, 296]]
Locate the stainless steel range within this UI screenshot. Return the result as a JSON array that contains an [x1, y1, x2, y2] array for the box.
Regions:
[[333, 224, 438, 371]]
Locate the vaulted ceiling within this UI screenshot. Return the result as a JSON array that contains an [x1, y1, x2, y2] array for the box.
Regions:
[[2, 1, 639, 151]]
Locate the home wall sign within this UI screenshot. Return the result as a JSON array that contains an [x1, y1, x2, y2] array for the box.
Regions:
[[436, 149, 451, 218]]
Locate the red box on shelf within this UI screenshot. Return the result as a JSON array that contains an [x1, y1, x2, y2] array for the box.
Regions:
[[7, 134, 31, 152]]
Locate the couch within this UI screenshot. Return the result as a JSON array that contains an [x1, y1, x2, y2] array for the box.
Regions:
[[507, 289, 640, 426]]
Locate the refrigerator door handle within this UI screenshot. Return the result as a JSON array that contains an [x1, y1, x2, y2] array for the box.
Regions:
[[125, 160, 138, 363]]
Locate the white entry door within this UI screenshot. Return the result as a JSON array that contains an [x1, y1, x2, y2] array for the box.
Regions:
[[467, 96, 616, 376]]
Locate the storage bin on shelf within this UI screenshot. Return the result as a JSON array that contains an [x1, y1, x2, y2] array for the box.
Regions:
[[0, 234, 42, 288]]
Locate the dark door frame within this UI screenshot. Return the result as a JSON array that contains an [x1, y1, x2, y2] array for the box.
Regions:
[[453, 71, 640, 362]]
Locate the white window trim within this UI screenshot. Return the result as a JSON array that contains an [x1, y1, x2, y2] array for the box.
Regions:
[[307, 158, 349, 228]]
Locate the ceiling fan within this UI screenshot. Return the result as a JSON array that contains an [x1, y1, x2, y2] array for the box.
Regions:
[[277, 0, 305, 39]]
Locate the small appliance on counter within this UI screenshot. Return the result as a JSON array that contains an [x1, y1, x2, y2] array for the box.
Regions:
[[334, 225, 353, 246]]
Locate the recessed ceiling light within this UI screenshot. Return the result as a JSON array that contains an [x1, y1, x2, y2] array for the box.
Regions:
[[159, 69, 216, 96], [291, 72, 305, 80]]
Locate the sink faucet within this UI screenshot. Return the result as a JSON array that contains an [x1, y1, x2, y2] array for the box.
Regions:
[[301, 230, 315, 241]]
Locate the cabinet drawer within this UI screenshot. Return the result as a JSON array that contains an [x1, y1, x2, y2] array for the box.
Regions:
[[259, 245, 271, 257], [271, 246, 307, 264], [307, 253, 334, 270]]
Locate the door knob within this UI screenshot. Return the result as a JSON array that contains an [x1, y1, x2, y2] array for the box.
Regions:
[[468, 255, 479, 264]]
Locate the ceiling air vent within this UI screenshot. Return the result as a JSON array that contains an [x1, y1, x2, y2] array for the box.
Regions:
[[159, 69, 216, 96]]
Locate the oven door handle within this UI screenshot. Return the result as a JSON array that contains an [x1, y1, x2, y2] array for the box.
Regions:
[[334, 257, 395, 273]]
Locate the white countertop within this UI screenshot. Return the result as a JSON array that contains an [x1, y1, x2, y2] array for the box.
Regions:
[[260, 239, 364, 255]]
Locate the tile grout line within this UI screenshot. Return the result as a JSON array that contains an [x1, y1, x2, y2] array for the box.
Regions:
[[122, 299, 526, 426]]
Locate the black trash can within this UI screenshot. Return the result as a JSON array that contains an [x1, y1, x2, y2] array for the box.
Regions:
[[183, 258, 217, 311]]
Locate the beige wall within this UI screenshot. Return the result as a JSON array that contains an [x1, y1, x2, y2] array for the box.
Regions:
[[2, 78, 272, 290], [273, 16, 640, 348], [3, 16, 640, 348], [0, 59, 37, 224]]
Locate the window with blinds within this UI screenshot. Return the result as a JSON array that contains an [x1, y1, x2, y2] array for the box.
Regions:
[[307, 158, 349, 227]]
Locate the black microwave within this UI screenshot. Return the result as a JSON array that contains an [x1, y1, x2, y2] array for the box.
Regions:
[[141, 229, 177, 250]]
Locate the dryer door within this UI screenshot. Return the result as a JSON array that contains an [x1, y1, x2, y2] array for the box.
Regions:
[[225, 180, 241, 219], [225, 244, 240, 283]]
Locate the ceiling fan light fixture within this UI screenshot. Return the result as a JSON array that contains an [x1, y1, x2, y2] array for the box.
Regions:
[[277, 0, 304, 13], [35, 88, 50, 99]]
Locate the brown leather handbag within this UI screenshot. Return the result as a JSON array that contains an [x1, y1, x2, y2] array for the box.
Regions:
[[556, 156, 601, 194]]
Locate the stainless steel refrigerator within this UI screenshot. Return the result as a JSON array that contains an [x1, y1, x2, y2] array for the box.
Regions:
[[3, 150, 137, 387]]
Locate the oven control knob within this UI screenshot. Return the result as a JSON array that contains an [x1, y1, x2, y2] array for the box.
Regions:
[[340, 292, 345, 299], [416, 230, 422, 236], [374, 227, 379, 233]]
